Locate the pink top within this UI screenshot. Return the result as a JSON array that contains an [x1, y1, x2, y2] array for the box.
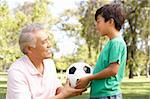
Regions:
[[6, 56, 62, 99]]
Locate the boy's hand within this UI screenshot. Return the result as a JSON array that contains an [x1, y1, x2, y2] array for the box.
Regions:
[[75, 76, 90, 89], [61, 79, 86, 98]]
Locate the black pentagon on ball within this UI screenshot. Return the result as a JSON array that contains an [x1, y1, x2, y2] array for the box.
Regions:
[[69, 66, 76, 74], [83, 66, 91, 73]]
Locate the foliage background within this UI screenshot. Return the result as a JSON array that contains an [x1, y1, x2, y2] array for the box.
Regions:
[[0, 0, 150, 78]]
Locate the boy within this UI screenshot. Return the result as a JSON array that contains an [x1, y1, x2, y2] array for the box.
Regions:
[[76, 4, 127, 99]]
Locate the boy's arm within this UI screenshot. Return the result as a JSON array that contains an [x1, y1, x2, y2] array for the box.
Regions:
[[76, 62, 119, 89], [88, 62, 119, 81]]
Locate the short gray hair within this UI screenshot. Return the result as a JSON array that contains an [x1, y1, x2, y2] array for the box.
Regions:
[[19, 23, 44, 54]]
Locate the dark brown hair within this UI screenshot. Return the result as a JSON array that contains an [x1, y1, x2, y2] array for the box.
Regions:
[[95, 4, 126, 31]]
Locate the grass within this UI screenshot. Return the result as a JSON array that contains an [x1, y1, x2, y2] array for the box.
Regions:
[[0, 72, 150, 99], [121, 77, 150, 97]]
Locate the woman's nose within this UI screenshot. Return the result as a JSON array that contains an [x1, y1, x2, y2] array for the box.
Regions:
[[47, 41, 51, 48]]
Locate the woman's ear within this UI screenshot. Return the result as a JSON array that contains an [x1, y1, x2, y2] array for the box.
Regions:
[[24, 46, 32, 54]]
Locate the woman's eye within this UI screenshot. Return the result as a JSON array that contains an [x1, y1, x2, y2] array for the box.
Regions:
[[42, 41, 46, 44]]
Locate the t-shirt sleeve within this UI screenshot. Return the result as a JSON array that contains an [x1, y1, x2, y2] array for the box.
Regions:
[[55, 77, 62, 88], [6, 69, 31, 99], [108, 41, 123, 65]]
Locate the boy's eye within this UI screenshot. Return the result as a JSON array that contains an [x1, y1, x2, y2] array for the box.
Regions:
[[97, 20, 101, 23]]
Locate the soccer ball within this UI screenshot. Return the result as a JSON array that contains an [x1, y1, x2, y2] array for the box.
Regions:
[[66, 62, 93, 88]]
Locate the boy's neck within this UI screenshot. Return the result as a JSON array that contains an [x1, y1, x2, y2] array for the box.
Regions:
[[107, 29, 119, 40]]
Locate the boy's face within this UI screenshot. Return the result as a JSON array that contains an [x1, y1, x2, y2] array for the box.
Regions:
[[96, 15, 109, 36]]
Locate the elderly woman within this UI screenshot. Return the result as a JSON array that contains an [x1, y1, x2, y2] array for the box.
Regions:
[[6, 23, 85, 99]]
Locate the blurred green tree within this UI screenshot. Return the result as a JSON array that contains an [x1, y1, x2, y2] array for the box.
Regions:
[[0, 0, 58, 71]]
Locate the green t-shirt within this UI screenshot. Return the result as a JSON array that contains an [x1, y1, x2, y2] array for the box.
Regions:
[[90, 36, 127, 97]]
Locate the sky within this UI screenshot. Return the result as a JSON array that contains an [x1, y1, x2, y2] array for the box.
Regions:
[[50, 0, 83, 16], [6, 0, 87, 58], [7, 0, 83, 15], [49, 0, 86, 58]]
